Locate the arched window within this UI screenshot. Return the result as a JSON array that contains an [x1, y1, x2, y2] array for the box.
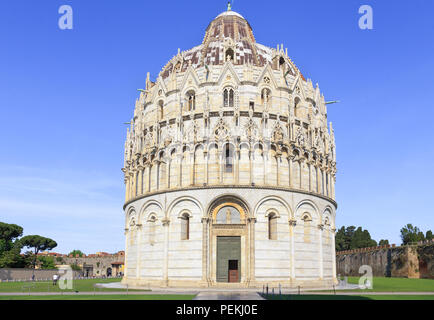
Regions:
[[158, 100, 164, 120], [225, 48, 234, 62], [223, 88, 234, 108], [148, 215, 157, 245], [216, 206, 241, 224], [180, 213, 190, 240], [268, 213, 278, 240], [302, 213, 312, 243], [225, 144, 233, 173], [294, 97, 301, 118], [279, 56, 285, 69], [261, 88, 271, 105], [186, 91, 196, 111]]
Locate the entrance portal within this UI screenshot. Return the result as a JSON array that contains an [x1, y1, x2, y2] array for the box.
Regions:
[[217, 236, 241, 282]]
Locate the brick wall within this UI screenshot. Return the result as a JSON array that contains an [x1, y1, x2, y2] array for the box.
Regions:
[[336, 240, 434, 279]]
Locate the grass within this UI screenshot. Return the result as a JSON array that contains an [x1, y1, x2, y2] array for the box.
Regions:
[[343, 277, 434, 292], [0, 294, 196, 300], [0, 278, 145, 293], [264, 294, 434, 300]]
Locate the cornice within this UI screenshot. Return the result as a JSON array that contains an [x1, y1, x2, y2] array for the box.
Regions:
[[123, 185, 337, 210]]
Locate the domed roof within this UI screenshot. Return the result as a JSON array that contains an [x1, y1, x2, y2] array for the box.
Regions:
[[160, 9, 302, 80], [215, 10, 246, 20]]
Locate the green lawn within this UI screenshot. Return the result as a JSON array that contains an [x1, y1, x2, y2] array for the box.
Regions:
[[0, 278, 144, 293], [0, 294, 196, 300], [265, 294, 434, 300], [344, 277, 434, 292]]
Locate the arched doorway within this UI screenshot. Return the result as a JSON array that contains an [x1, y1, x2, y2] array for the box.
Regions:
[[206, 196, 254, 286], [106, 268, 112, 277]]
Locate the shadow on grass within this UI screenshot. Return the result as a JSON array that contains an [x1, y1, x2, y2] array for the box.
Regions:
[[259, 293, 372, 300]]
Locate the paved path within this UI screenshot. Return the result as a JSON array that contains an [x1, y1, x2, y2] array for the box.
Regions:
[[194, 292, 264, 300], [0, 291, 433, 297]]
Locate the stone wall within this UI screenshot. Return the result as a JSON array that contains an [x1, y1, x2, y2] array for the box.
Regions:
[[336, 241, 434, 279], [0, 268, 81, 281]]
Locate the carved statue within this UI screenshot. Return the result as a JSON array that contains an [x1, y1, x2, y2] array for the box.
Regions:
[[226, 208, 232, 224]]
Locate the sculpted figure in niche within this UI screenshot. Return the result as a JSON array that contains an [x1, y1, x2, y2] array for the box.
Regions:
[[273, 127, 284, 143], [296, 128, 305, 146]]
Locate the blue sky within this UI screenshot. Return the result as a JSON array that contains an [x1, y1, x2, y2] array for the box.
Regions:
[[1, 0, 433, 254]]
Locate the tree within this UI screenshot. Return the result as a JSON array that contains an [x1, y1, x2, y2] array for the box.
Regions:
[[379, 239, 389, 246], [0, 222, 23, 254], [20, 235, 57, 269], [400, 224, 425, 245], [335, 226, 358, 251], [37, 256, 57, 269], [335, 225, 377, 251], [0, 248, 25, 268], [0, 222, 24, 268], [426, 230, 433, 241], [70, 264, 82, 271], [335, 226, 347, 251], [68, 249, 84, 257], [350, 227, 377, 249]]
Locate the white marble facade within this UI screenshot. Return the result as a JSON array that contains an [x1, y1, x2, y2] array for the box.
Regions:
[[122, 9, 338, 288]]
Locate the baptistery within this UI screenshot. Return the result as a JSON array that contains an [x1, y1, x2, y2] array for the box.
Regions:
[[122, 8, 338, 288]]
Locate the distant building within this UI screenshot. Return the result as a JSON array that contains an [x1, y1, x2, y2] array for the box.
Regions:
[[39, 251, 125, 277]]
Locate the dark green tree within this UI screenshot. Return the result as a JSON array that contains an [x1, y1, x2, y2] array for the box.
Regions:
[[335, 226, 347, 251], [400, 224, 425, 245], [335, 226, 378, 251], [336, 226, 357, 251], [350, 227, 377, 249], [379, 239, 389, 246], [68, 249, 84, 257], [20, 235, 57, 269], [37, 256, 57, 269], [426, 230, 433, 241], [0, 222, 23, 254], [0, 248, 25, 268], [0, 222, 24, 268]]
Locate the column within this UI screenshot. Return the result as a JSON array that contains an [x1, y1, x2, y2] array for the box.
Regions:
[[190, 151, 195, 185], [289, 219, 296, 281], [318, 224, 324, 280], [162, 218, 170, 286], [276, 155, 281, 186], [129, 173, 134, 199], [136, 224, 142, 279], [331, 228, 337, 282], [124, 178, 129, 203], [138, 167, 143, 195], [124, 228, 129, 279], [263, 149, 268, 185], [235, 148, 240, 184], [249, 217, 256, 285], [165, 160, 170, 190], [219, 151, 223, 184], [249, 149, 253, 185], [204, 151, 209, 185], [201, 218, 209, 284], [178, 153, 183, 187], [289, 158, 292, 188], [306, 163, 312, 192]]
